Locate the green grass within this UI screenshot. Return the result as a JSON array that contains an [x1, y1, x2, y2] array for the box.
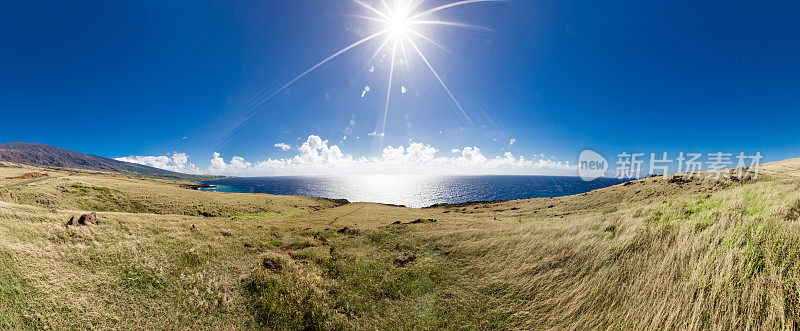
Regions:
[[244, 227, 502, 330], [1, 161, 800, 328], [0, 250, 45, 330], [230, 211, 301, 221]]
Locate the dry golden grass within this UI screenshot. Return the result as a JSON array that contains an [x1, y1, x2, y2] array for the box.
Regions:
[[0, 160, 799, 329], [0, 162, 341, 217]]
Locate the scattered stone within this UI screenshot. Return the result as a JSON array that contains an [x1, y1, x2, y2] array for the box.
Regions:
[[191, 224, 200, 232], [393, 252, 416, 267], [262, 258, 282, 272], [66, 212, 96, 226], [409, 218, 437, 224], [243, 243, 252, 248]]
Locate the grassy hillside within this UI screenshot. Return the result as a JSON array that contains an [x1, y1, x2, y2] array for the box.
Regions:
[[0, 160, 798, 329], [0, 142, 217, 181], [0, 162, 341, 216]]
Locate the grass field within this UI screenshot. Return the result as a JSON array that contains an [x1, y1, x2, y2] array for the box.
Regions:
[[0, 160, 799, 329]]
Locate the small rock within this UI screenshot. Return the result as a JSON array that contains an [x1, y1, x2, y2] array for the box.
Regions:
[[78, 212, 96, 225], [391, 221, 402, 225], [394, 252, 416, 267], [66, 212, 96, 226], [409, 218, 437, 224], [191, 224, 200, 232]]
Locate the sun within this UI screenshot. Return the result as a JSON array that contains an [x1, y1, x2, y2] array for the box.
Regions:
[[387, 11, 412, 38], [226, 0, 503, 147]]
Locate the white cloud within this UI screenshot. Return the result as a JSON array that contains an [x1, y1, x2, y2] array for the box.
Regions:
[[458, 146, 487, 164], [274, 143, 291, 151], [119, 135, 574, 176], [509, 138, 516, 146], [115, 152, 202, 174], [209, 152, 253, 176]]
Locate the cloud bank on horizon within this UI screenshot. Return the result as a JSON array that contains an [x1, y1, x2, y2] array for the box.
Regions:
[[116, 135, 574, 176]]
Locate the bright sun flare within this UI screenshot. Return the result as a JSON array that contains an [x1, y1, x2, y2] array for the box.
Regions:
[[231, 0, 502, 147], [387, 13, 411, 37]]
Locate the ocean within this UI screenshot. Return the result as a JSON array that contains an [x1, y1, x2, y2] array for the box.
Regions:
[[201, 175, 628, 208]]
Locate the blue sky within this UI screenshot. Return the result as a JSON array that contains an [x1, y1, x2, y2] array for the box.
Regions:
[[2, 0, 799, 175]]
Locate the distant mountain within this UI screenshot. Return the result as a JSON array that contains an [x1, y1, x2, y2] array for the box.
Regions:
[[0, 142, 214, 180]]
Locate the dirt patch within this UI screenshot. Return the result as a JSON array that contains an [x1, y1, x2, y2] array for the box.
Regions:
[[262, 258, 282, 272], [6, 172, 48, 180], [336, 227, 360, 235], [393, 252, 416, 267]]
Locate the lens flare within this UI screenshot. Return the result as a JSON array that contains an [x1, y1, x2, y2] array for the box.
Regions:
[[220, 0, 503, 148]]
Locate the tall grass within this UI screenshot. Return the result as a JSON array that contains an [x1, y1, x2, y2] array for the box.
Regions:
[[1, 161, 800, 328]]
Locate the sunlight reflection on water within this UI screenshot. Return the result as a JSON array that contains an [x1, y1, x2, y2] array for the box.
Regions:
[[203, 175, 627, 208]]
